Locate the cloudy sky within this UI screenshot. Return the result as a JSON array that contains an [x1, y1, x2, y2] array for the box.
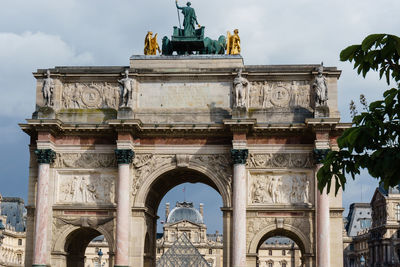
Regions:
[[0, 0, 399, 233]]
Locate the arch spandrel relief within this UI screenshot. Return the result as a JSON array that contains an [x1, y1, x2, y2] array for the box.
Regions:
[[56, 174, 115, 204], [132, 153, 232, 204], [248, 172, 311, 205]]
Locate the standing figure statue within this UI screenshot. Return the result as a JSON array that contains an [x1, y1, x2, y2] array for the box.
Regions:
[[176, 0, 200, 37], [118, 69, 134, 107], [144, 31, 161, 55], [227, 29, 241, 55], [42, 69, 54, 106], [313, 62, 328, 106], [233, 69, 249, 108]]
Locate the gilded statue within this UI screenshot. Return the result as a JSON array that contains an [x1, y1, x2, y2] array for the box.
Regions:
[[144, 31, 161, 55], [227, 29, 241, 55], [175, 0, 200, 37]]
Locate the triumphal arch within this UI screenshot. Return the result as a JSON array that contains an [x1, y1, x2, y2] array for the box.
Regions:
[[21, 52, 346, 267]]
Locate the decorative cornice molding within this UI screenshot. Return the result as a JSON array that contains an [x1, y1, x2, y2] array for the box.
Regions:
[[313, 148, 330, 164], [231, 149, 248, 165], [115, 149, 135, 164], [34, 149, 56, 164]]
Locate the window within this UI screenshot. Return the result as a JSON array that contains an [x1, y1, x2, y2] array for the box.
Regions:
[[360, 219, 371, 229], [209, 248, 213, 254], [396, 204, 400, 221], [17, 254, 22, 263], [268, 263, 273, 267], [282, 263, 286, 267], [269, 249, 272, 255], [157, 248, 161, 254], [18, 239, 22, 246], [397, 230, 400, 239], [282, 249, 285, 255]]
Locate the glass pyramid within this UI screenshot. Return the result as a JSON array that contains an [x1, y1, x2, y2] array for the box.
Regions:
[[157, 233, 211, 267]]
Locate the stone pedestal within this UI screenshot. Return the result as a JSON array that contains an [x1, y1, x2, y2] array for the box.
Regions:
[[32, 149, 55, 267], [117, 107, 134, 119], [231, 149, 248, 267], [114, 149, 134, 267]]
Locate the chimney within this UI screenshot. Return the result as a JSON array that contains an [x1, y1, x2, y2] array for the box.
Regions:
[[199, 203, 204, 217], [165, 203, 170, 221]]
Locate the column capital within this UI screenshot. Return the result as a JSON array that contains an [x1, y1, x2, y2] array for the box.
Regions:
[[34, 149, 56, 164], [231, 149, 248, 165], [115, 149, 134, 164], [313, 148, 330, 164]]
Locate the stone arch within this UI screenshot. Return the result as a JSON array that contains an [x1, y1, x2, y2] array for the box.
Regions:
[[52, 224, 114, 267], [248, 223, 312, 255], [135, 162, 231, 211]]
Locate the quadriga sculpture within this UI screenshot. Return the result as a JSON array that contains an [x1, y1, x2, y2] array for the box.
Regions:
[[202, 35, 227, 54]]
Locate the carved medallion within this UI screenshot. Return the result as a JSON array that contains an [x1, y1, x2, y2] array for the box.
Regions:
[[81, 86, 102, 108], [270, 84, 290, 107]]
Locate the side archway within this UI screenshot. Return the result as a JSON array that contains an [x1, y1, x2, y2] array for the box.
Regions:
[[52, 224, 114, 267], [248, 223, 312, 255]]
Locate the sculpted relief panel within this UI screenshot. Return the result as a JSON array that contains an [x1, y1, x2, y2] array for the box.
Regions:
[[62, 82, 121, 109], [57, 174, 115, 204], [249, 81, 311, 109], [247, 153, 312, 169], [249, 172, 310, 205], [54, 153, 117, 168]]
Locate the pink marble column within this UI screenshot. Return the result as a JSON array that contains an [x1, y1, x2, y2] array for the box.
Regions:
[[316, 163, 330, 267], [231, 149, 248, 267], [32, 149, 55, 267], [114, 149, 134, 267]]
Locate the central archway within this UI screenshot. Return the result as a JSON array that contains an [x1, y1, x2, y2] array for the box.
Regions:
[[135, 164, 232, 267]]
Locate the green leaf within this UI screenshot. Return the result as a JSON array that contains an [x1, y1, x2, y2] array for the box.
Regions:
[[340, 45, 361, 61], [361, 34, 385, 51]]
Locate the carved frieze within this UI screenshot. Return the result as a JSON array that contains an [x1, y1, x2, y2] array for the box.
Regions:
[[62, 82, 120, 109], [54, 153, 116, 168], [57, 174, 115, 204], [249, 172, 310, 204], [249, 81, 311, 109], [247, 153, 312, 169]]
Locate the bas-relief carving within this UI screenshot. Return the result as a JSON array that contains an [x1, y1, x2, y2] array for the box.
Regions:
[[62, 82, 120, 109], [58, 174, 115, 204], [54, 153, 116, 168], [132, 154, 176, 196], [249, 173, 310, 205], [247, 153, 312, 169], [249, 81, 311, 109]]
